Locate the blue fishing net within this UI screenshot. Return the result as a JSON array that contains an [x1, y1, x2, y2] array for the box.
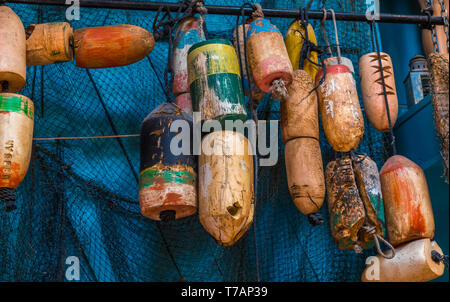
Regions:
[[0, 0, 390, 281]]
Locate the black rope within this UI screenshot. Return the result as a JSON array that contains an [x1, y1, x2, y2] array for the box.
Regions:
[[431, 250, 449, 270]]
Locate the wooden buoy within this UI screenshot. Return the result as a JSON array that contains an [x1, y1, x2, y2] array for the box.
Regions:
[[285, 20, 319, 81], [26, 22, 74, 66], [427, 53, 449, 182], [174, 93, 193, 115], [418, 0, 449, 55], [323, 56, 355, 74], [233, 24, 265, 101], [199, 130, 254, 246], [139, 103, 197, 221], [380, 155, 435, 247], [281, 70, 319, 143], [0, 5, 26, 93], [74, 24, 155, 69], [0, 93, 34, 211], [326, 156, 365, 251], [187, 39, 247, 125], [172, 17, 205, 96], [361, 238, 445, 282], [359, 52, 398, 132], [246, 18, 293, 93], [285, 138, 325, 215], [353, 155, 386, 247], [316, 64, 364, 152]]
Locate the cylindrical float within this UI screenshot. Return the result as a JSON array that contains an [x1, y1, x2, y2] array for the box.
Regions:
[[74, 24, 155, 69], [187, 39, 247, 125], [323, 56, 355, 74], [428, 53, 449, 182], [418, 0, 449, 55], [326, 156, 365, 251], [285, 138, 325, 215], [233, 24, 265, 101], [0, 5, 26, 93], [172, 17, 205, 95], [316, 64, 364, 152], [174, 93, 193, 115], [359, 52, 398, 132], [281, 70, 319, 143], [0, 93, 34, 211], [26, 22, 74, 66], [380, 155, 435, 247], [199, 130, 254, 246], [353, 155, 386, 247], [361, 238, 445, 282], [246, 18, 293, 93], [285, 20, 319, 81], [139, 103, 197, 221]]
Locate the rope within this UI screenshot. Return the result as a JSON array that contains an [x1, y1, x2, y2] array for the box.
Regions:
[[250, 3, 264, 21], [362, 225, 395, 259], [431, 250, 449, 270], [0, 187, 17, 212]]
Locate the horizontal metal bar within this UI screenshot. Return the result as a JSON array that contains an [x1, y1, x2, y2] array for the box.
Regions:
[[4, 0, 445, 25]]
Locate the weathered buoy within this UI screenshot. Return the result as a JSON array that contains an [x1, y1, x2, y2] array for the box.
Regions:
[[359, 52, 398, 132], [246, 18, 293, 93], [26, 22, 74, 66], [285, 20, 319, 81], [187, 39, 247, 125], [326, 156, 365, 251], [380, 155, 435, 247], [285, 138, 325, 216], [174, 93, 193, 115], [0, 5, 26, 93], [233, 24, 265, 101], [74, 24, 155, 69], [361, 238, 445, 282], [0, 93, 34, 211], [323, 56, 355, 74], [316, 64, 364, 152], [418, 0, 449, 55], [281, 70, 319, 143], [172, 17, 205, 96], [139, 103, 197, 221], [199, 130, 254, 246]]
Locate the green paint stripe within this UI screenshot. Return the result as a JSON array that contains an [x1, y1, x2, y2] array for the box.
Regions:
[[0, 95, 34, 119], [139, 168, 195, 190]]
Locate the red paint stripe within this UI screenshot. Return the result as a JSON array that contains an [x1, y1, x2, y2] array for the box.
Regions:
[[315, 64, 351, 84]]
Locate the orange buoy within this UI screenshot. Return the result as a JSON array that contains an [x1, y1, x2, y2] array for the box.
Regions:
[[361, 238, 445, 282], [26, 22, 74, 66], [316, 64, 364, 152], [380, 155, 435, 247], [0, 93, 34, 211], [246, 18, 293, 94], [199, 130, 254, 246], [418, 0, 449, 55], [323, 56, 355, 74], [359, 52, 398, 132], [0, 5, 26, 93], [172, 17, 205, 95], [74, 24, 155, 68]]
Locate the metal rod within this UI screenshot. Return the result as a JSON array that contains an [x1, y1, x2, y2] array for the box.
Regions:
[[5, 0, 445, 25]]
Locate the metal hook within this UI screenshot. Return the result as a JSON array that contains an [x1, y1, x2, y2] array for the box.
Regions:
[[328, 9, 342, 64]]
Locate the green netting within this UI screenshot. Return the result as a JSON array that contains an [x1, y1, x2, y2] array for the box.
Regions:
[[0, 0, 393, 282]]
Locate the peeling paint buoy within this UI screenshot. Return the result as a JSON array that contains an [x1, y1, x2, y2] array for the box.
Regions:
[[174, 92, 193, 116], [139, 103, 197, 221]]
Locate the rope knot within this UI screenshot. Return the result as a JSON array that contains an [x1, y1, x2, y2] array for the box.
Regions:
[[251, 3, 264, 21], [271, 79, 289, 100]]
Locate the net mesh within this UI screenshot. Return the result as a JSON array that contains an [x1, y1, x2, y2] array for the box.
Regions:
[[0, 0, 392, 282]]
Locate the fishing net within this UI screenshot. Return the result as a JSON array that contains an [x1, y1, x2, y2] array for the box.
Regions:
[[0, 0, 392, 282]]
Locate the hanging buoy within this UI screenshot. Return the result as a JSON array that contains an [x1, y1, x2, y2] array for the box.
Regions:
[[0, 93, 34, 211], [380, 155, 435, 247], [427, 53, 449, 182], [26, 22, 74, 66], [187, 39, 247, 124], [361, 238, 445, 282], [0, 5, 26, 93], [199, 130, 254, 246], [73, 24, 155, 69], [323, 56, 355, 75], [326, 156, 365, 251], [139, 103, 197, 221], [174, 93, 193, 115], [172, 16, 205, 96], [359, 52, 398, 132], [285, 20, 319, 80], [233, 24, 265, 101], [418, 0, 449, 55], [316, 64, 364, 152], [246, 18, 293, 94]]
